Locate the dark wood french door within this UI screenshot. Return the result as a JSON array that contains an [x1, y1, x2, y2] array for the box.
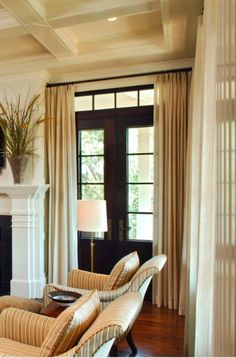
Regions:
[[76, 106, 154, 290]]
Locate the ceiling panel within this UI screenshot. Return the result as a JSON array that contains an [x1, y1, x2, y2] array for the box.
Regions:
[[0, 0, 203, 81], [0, 34, 50, 61], [71, 11, 162, 42]]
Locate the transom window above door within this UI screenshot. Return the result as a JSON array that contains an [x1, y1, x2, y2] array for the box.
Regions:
[[75, 86, 154, 111]]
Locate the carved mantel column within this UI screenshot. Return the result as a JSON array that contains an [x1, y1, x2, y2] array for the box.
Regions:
[[0, 185, 49, 298]]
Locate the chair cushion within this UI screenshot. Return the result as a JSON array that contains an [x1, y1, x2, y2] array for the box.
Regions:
[[0, 338, 40, 357], [104, 252, 140, 290], [0, 296, 42, 314], [39, 290, 100, 356], [70, 292, 143, 357]]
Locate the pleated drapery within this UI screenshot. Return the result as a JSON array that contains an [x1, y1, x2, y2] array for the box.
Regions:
[[45, 85, 78, 285], [184, 0, 236, 355], [213, 0, 235, 355], [153, 71, 191, 310], [183, 16, 205, 355]]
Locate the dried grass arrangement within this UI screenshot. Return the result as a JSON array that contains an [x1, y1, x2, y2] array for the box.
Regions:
[[0, 92, 46, 183]]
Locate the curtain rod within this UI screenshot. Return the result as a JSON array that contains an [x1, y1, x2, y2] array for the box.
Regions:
[[46, 67, 192, 88]]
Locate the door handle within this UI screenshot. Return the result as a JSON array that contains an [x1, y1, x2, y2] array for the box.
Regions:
[[119, 220, 131, 241], [107, 219, 112, 241]]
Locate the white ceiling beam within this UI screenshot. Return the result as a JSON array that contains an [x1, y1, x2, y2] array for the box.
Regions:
[[0, 0, 44, 24], [0, 0, 77, 58], [24, 23, 77, 57], [160, 0, 202, 53], [47, 0, 160, 28], [159, 0, 172, 52]]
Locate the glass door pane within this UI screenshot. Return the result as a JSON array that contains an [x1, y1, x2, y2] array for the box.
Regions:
[[126, 127, 154, 241], [78, 129, 105, 200], [78, 128, 105, 238]]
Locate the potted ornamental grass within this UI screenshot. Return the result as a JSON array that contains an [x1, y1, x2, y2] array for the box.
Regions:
[[0, 92, 45, 184]]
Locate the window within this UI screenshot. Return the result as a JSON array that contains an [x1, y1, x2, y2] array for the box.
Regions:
[[75, 86, 154, 111]]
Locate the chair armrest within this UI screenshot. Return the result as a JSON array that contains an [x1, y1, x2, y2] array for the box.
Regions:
[[0, 308, 55, 347], [43, 271, 109, 307], [60, 292, 143, 357], [67, 269, 109, 290], [97, 282, 131, 309], [43, 282, 131, 311]]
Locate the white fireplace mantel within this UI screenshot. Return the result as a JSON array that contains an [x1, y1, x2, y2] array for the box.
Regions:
[[0, 184, 49, 298]]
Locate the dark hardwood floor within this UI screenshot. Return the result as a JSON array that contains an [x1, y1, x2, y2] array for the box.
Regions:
[[117, 302, 185, 357]]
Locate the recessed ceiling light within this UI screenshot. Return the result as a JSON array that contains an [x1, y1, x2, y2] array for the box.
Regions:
[[107, 17, 117, 22]]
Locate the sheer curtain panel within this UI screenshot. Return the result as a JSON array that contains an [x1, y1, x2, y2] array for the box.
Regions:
[[183, 15, 204, 355], [213, 0, 235, 355], [185, 0, 235, 355], [45, 85, 78, 285]]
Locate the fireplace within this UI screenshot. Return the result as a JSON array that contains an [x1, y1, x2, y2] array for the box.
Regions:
[[0, 215, 12, 294], [0, 185, 49, 298]]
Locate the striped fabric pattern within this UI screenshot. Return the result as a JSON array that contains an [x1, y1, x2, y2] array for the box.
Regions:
[[0, 296, 42, 314], [43, 252, 139, 307], [44, 255, 167, 311], [98, 255, 167, 303], [67, 270, 109, 290], [0, 308, 54, 347], [104, 251, 140, 290], [39, 290, 100, 356], [0, 338, 40, 357], [131, 255, 166, 281], [60, 292, 143, 357]]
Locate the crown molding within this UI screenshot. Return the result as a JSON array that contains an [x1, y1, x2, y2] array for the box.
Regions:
[[0, 70, 51, 84], [49, 57, 194, 84], [0, 57, 193, 87]]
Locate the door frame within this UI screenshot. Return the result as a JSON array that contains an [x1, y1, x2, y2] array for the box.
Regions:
[[76, 106, 153, 274]]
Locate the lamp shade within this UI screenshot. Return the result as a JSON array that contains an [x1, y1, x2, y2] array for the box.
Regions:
[[77, 200, 108, 232]]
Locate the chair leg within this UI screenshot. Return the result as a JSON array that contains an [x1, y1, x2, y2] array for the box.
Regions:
[[110, 344, 118, 356], [126, 330, 138, 356]]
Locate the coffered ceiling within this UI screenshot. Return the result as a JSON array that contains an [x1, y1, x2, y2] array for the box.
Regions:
[[0, 0, 203, 83]]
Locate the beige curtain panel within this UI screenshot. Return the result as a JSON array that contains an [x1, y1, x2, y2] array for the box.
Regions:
[[153, 71, 191, 310], [45, 85, 78, 285]]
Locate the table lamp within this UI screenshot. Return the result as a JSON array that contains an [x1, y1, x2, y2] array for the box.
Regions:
[[77, 199, 108, 272]]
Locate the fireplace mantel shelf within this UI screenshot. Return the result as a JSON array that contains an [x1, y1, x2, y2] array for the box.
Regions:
[[0, 184, 49, 196]]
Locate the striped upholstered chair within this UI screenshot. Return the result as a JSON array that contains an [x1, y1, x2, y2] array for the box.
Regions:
[[0, 291, 143, 357], [43, 251, 140, 307], [0, 251, 139, 316], [45, 255, 166, 308], [44, 254, 167, 355]]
